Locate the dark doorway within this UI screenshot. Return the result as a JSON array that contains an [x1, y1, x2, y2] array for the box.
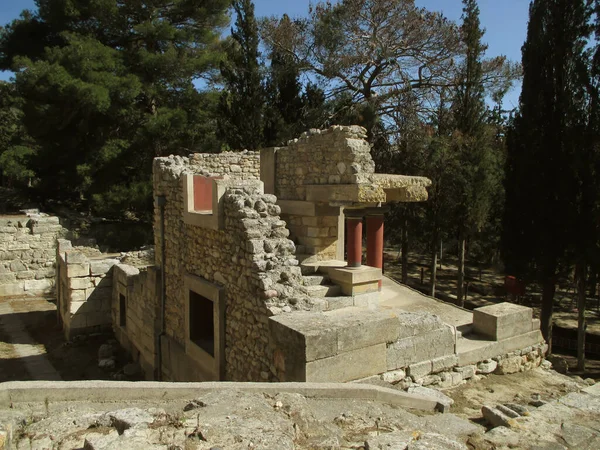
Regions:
[[189, 291, 214, 356]]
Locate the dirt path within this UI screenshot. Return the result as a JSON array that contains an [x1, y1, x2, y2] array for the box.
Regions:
[[0, 298, 61, 381], [0, 297, 115, 382]]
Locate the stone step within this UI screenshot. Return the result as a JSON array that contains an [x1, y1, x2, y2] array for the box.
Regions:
[[323, 296, 354, 311], [302, 275, 330, 286], [305, 284, 342, 298]]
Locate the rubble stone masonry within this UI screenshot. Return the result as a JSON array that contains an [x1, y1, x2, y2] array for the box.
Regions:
[[153, 153, 315, 381]]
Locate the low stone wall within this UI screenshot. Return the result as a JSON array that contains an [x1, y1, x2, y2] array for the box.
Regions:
[[270, 307, 545, 383], [56, 240, 117, 339], [376, 342, 548, 390], [0, 214, 67, 297], [112, 264, 160, 380]]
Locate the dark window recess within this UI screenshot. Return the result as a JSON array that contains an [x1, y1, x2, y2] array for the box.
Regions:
[[189, 291, 214, 356], [119, 294, 127, 327]]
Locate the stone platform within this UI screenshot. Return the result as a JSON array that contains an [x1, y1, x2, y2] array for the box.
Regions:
[[270, 268, 546, 385]]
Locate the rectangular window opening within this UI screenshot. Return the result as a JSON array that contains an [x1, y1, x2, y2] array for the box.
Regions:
[[119, 294, 127, 327], [189, 291, 214, 357]]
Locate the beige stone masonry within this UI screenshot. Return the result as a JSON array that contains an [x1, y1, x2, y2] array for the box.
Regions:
[[473, 302, 534, 341], [0, 214, 67, 297]]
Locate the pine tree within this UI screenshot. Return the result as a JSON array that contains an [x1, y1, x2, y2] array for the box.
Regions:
[[217, 0, 265, 150], [503, 0, 592, 350], [0, 0, 229, 219]]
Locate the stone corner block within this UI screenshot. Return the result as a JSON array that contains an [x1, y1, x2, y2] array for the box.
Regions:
[[65, 250, 88, 265], [473, 302, 533, 341]]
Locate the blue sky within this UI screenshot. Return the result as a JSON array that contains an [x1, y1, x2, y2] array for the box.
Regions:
[[0, 0, 529, 107]]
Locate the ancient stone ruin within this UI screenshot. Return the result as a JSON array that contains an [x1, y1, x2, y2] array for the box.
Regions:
[[2, 125, 546, 386]]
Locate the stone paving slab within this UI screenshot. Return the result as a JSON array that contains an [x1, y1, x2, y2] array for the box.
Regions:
[[379, 277, 473, 330]]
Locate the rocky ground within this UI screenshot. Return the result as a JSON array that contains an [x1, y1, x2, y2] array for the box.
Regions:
[[1, 366, 598, 449]]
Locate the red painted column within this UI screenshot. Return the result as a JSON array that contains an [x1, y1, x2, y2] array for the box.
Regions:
[[367, 212, 384, 288], [346, 214, 363, 268]]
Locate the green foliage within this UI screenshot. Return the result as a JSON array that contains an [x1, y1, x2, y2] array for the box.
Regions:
[[0, 0, 230, 219]]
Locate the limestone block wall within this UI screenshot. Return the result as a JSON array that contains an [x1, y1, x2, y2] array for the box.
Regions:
[[284, 214, 339, 261], [112, 264, 160, 380], [274, 126, 375, 201], [152, 155, 314, 382], [270, 308, 546, 384], [56, 240, 117, 339], [0, 214, 67, 297]]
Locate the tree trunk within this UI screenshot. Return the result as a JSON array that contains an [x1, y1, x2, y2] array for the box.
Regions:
[[401, 217, 408, 284], [457, 236, 466, 307], [577, 263, 587, 371], [540, 275, 556, 353], [589, 269, 597, 298], [430, 241, 438, 298]]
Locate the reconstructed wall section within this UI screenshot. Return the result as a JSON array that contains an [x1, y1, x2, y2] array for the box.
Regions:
[[274, 126, 375, 201], [0, 214, 67, 297], [188, 150, 260, 179], [152, 154, 314, 382], [56, 240, 118, 339], [112, 264, 160, 380]]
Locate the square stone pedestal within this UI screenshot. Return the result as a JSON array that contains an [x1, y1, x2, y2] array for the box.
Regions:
[[327, 266, 382, 296], [473, 302, 533, 341]]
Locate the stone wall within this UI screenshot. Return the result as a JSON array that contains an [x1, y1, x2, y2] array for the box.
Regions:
[[284, 214, 340, 261], [188, 150, 260, 179], [270, 307, 545, 383], [152, 154, 314, 382], [56, 240, 118, 339], [112, 264, 160, 380], [274, 126, 375, 201], [0, 214, 67, 297]]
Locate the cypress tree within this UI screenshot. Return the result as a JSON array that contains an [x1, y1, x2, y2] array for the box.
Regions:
[[503, 0, 591, 349], [217, 0, 265, 150], [453, 0, 496, 307]]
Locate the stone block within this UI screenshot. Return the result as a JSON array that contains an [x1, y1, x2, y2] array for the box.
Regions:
[[305, 343, 387, 382], [431, 354, 458, 373], [70, 289, 87, 301], [473, 302, 533, 341], [90, 259, 118, 276], [476, 359, 498, 374], [0, 273, 16, 283], [269, 312, 338, 362], [0, 282, 24, 296], [395, 312, 446, 340], [454, 364, 476, 379], [65, 250, 88, 264], [69, 277, 94, 290], [70, 301, 87, 314], [326, 307, 400, 352], [386, 326, 455, 371], [24, 278, 52, 292], [408, 360, 432, 380], [66, 263, 90, 278]]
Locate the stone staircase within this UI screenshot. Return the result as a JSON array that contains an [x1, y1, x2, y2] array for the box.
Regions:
[[299, 261, 379, 311]]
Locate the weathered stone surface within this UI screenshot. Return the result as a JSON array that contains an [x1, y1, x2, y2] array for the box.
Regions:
[[305, 343, 387, 382], [476, 359, 498, 374], [481, 405, 517, 428], [387, 326, 454, 371], [407, 386, 454, 413], [473, 303, 533, 341]]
